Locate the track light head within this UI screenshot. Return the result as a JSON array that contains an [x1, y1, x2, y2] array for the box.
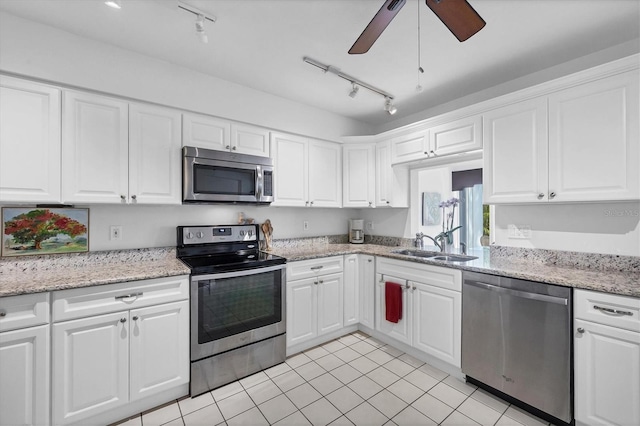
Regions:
[[384, 98, 397, 115], [195, 14, 208, 44], [349, 84, 359, 98], [104, 0, 121, 9]]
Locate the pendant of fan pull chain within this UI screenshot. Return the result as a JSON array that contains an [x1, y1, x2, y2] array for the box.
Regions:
[[349, 0, 486, 55]]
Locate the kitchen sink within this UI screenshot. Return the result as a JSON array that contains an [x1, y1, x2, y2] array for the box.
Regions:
[[392, 249, 477, 263]]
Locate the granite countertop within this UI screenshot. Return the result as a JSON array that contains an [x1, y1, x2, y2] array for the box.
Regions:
[[1, 243, 638, 298], [0, 248, 190, 297], [269, 244, 640, 298]]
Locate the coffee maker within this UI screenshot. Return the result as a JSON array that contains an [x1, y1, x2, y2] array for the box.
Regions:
[[349, 219, 365, 244]]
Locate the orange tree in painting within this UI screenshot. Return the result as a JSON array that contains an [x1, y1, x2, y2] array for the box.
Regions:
[[4, 209, 87, 250]]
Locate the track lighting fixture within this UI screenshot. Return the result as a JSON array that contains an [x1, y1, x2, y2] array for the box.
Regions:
[[303, 57, 396, 115], [384, 98, 398, 115], [349, 84, 359, 98], [178, 1, 216, 44], [104, 0, 121, 9]]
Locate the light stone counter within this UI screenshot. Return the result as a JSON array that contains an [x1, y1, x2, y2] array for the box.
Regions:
[[268, 243, 640, 298], [0, 248, 190, 297]]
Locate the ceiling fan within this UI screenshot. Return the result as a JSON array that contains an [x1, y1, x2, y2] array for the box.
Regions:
[[349, 0, 486, 54]]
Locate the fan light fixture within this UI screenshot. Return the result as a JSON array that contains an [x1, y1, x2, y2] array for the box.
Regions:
[[303, 57, 397, 115], [384, 98, 398, 115], [178, 1, 216, 44], [349, 84, 360, 98], [104, 0, 121, 9]]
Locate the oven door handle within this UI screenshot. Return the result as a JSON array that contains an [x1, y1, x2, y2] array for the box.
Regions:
[[191, 264, 286, 282]]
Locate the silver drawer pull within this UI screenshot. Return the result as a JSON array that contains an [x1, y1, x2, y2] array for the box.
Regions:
[[310, 266, 324, 271], [115, 292, 143, 300], [594, 305, 633, 316], [0, 311, 6, 317]]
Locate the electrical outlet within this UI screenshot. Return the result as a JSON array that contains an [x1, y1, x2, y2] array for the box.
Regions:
[[303, 221, 309, 231], [366, 221, 374, 231], [110, 225, 122, 240], [508, 224, 531, 239]]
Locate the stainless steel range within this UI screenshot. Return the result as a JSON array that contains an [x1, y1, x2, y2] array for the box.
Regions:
[[177, 224, 287, 396]]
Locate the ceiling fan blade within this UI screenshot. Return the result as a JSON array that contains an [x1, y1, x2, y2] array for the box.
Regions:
[[425, 0, 486, 42], [349, 0, 407, 54]]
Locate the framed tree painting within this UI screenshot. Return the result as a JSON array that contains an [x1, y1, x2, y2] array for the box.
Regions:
[[2, 207, 89, 257]]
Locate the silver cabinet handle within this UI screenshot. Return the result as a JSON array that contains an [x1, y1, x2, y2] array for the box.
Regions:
[[594, 305, 633, 316], [115, 292, 143, 300], [131, 195, 137, 200], [412, 286, 416, 291], [232, 146, 237, 150], [310, 201, 314, 206], [120, 318, 127, 323], [120, 195, 126, 200], [132, 315, 139, 321], [537, 193, 545, 199], [368, 259, 372, 263], [319, 280, 324, 284], [314, 280, 318, 285], [577, 327, 585, 333], [0, 311, 6, 317], [310, 266, 324, 271], [226, 145, 231, 149], [430, 150, 436, 157], [549, 192, 556, 199]]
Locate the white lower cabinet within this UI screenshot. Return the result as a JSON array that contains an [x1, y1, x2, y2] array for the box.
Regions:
[[375, 257, 462, 367], [343, 254, 360, 326], [52, 276, 189, 425], [0, 292, 50, 426], [574, 289, 640, 426], [358, 255, 375, 330]]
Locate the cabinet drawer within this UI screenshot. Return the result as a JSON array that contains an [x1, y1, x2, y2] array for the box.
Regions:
[[575, 289, 640, 333], [0, 292, 49, 332], [287, 256, 344, 281], [376, 257, 461, 292], [52, 275, 189, 322]]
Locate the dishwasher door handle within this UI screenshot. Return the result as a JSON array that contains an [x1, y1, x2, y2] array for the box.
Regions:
[[465, 280, 568, 306]]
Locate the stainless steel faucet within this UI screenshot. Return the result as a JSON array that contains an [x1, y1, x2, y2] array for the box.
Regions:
[[415, 232, 443, 251]]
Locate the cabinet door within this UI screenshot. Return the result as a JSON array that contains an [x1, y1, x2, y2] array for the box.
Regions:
[[231, 123, 270, 157], [548, 71, 640, 202], [0, 77, 61, 203], [343, 144, 375, 208], [52, 311, 129, 425], [376, 141, 409, 208], [317, 273, 344, 336], [375, 274, 411, 346], [343, 255, 359, 326], [390, 130, 428, 164], [309, 140, 342, 208], [430, 115, 482, 156], [0, 325, 50, 426], [286, 277, 317, 347], [129, 103, 182, 204], [483, 97, 549, 204], [62, 91, 129, 203], [271, 133, 308, 207], [412, 282, 461, 367], [358, 255, 375, 329], [130, 301, 189, 401], [182, 113, 231, 151], [574, 319, 640, 426]]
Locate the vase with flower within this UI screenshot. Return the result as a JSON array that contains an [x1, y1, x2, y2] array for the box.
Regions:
[[434, 197, 462, 253]]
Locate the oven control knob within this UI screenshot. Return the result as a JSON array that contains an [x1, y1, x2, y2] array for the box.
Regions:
[[248, 230, 253, 236], [196, 232, 204, 239], [240, 231, 245, 236], [186, 232, 194, 239]]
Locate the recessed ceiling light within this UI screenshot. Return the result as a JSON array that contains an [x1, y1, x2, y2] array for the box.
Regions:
[[104, 0, 121, 9]]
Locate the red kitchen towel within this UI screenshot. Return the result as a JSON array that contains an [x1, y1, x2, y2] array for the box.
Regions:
[[385, 281, 402, 323]]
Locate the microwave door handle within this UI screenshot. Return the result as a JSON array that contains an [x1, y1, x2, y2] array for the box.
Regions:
[[256, 165, 264, 201]]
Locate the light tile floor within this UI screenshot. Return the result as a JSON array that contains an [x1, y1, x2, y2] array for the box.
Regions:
[[114, 332, 554, 426]]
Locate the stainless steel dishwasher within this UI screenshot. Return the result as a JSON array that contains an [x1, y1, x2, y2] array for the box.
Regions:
[[461, 271, 572, 425]]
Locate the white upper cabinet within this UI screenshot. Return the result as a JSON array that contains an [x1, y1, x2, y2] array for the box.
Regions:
[[343, 144, 375, 208], [63, 92, 182, 204], [390, 129, 429, 164], [62, 90, 129, 203], [376, 141, 409, 208], [129, 103, 182, 204], [231, 123, 270, 157], [483, 97, 549, 204], [485, 70, 639, 204], [183, 113, 270, 157], [0, 76, 61, 203], [429, 115, 482, 157], [271, 132, 341, 208], [182, 113, 230, 152], [548, 71, 639, 202]]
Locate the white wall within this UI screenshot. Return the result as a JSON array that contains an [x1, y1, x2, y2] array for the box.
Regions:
[[0, 11, 372, 142]]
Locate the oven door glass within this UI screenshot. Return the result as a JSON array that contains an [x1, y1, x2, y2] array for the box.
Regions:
[[197, 268, 282, 343], [194, 163, 256, 196]]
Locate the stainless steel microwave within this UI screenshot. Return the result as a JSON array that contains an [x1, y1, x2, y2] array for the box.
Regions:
[[182, 146, 274, 204]]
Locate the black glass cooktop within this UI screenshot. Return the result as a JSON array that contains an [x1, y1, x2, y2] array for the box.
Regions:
[[178, 250, 286, 275]]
